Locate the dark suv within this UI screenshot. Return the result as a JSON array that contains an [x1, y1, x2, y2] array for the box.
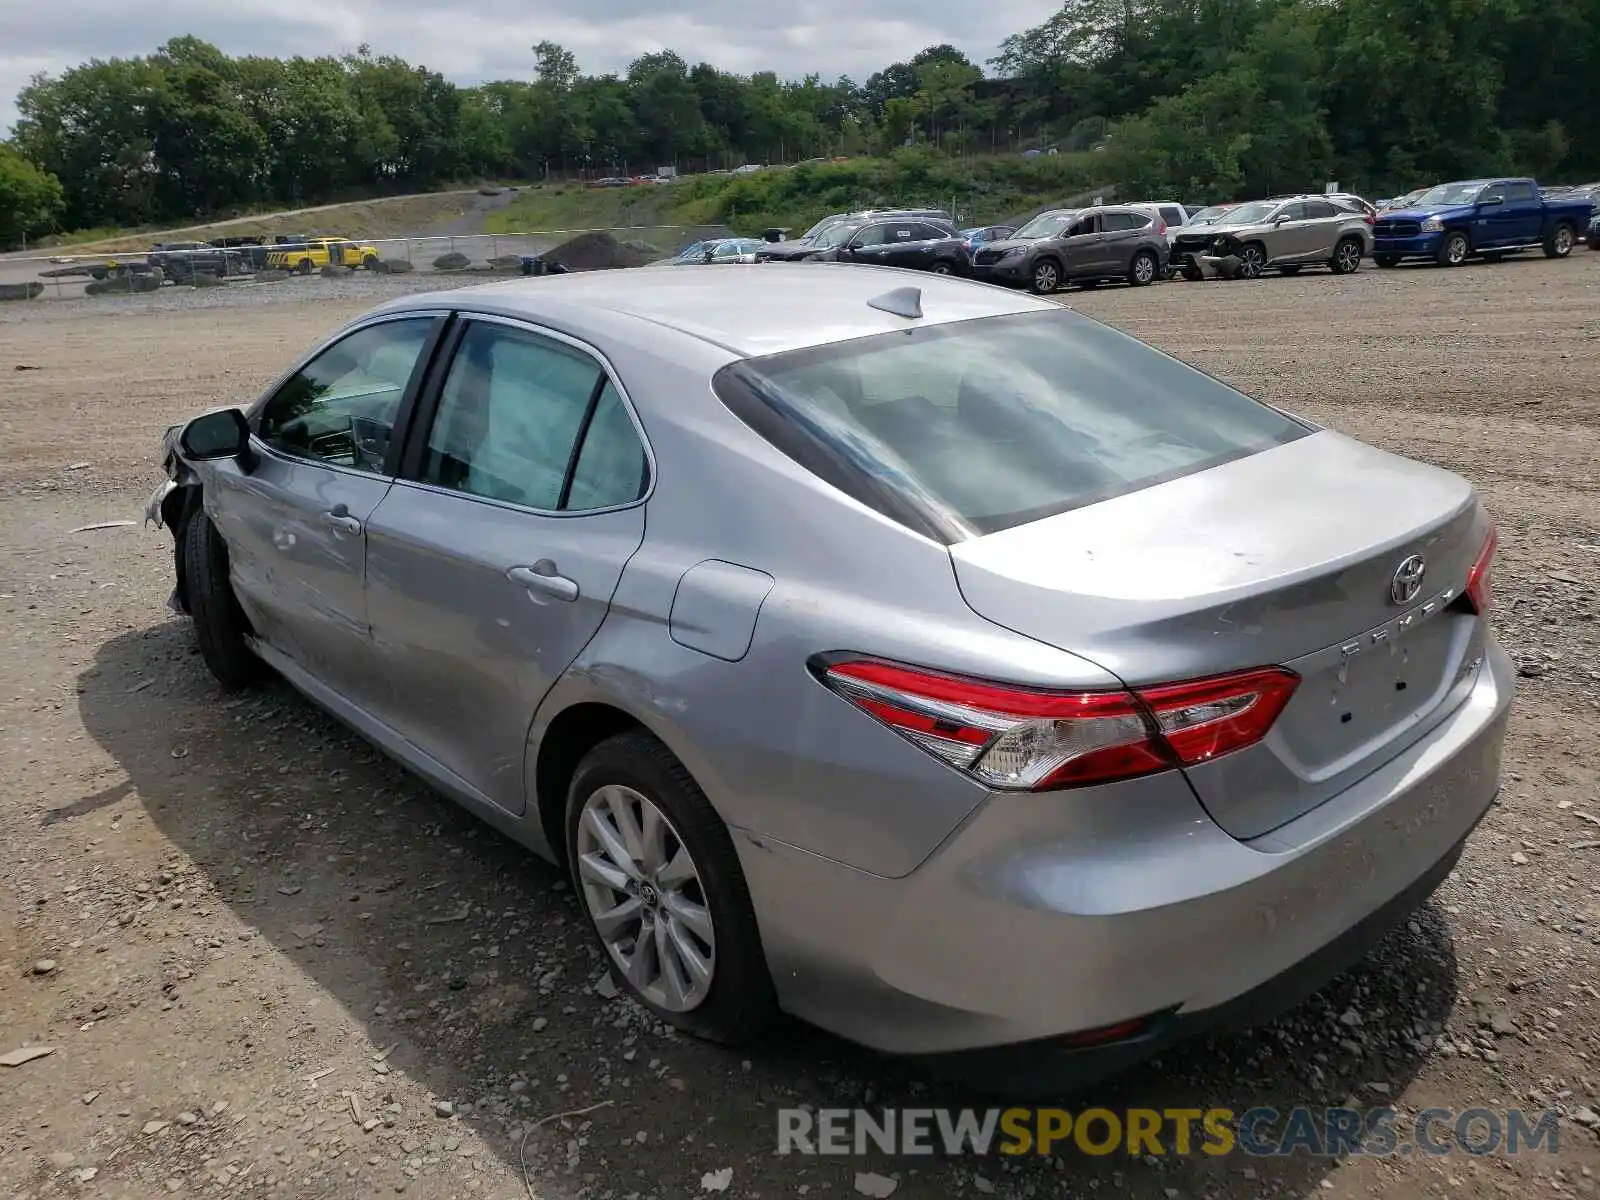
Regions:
[[756, 211, 956, 263], [968, 206, 1169, 292]]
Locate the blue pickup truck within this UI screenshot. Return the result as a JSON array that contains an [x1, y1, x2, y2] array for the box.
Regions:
[[1371, 178, 1593, 267]]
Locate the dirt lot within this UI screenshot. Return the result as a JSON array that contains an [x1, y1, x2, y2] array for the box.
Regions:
[[2, 258, 1599, 1199]]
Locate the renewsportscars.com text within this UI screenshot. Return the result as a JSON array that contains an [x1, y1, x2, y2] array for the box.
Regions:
[[777, 1107, 1561, 1158]]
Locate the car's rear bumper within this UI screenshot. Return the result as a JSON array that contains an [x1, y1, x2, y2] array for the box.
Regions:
[[736, 638, 1513, 1066], [1373, 232, 1443, 258]]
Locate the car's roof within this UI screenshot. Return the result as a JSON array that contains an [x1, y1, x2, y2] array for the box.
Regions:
[[379, 264, 1056, 359]]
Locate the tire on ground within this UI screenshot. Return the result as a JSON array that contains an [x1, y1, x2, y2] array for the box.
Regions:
[[1543, 222, 1576, 259], [182, 508, 262, 690], [566, 731, 776, 1045], [1436, 230, 1469, 267]]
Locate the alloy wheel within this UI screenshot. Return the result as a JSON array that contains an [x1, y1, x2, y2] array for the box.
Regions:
[[1033, 262, 1058, 292], [1132, 254, 1156, 284], [576, 783, 715, 1012], [1555, 227, 1573, 255], [1238, 247, 1265, 278], [1446, 235, 1468, 265], [1336, 240, 1361, 273]]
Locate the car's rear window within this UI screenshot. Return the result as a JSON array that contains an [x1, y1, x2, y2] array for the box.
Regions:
[[712, 309, 1311, 542]]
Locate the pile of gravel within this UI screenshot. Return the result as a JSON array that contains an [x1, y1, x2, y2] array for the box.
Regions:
[[546, 231, 652, 271]]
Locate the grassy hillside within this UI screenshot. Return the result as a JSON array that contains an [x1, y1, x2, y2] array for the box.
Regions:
[[46, 190, 494, 254], [486, 149, 1113, 238], [38, 150, 1117, 258]]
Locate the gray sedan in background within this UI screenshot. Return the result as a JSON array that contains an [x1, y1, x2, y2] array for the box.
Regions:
[[148, 267, 1511, 1087]]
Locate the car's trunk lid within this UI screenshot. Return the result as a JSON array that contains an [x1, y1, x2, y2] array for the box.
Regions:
[[949, 430, 1488, 840]]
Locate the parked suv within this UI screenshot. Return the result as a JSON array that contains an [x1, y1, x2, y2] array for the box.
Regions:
[[772, 217, 969, 275], [969, 206, 1169, 292], [1189, 196, 1373, 278], [756, 214, 957, 263]]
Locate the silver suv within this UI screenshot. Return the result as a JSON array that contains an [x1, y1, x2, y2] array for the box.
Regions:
[[1196, 195, 1374, 278]]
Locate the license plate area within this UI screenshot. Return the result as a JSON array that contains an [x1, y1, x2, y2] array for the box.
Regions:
[[1275, 607, 1472, 774]]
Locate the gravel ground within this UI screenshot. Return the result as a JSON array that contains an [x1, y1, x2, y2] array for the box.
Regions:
[[2, 257, 1600, 1199]]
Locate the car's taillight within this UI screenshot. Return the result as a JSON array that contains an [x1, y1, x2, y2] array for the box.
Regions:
[[1465, 525, 1498, 615], [1156, 219, 1168, 236], [817, 659, 1299, 791], [1363, 213, 1375, 226]]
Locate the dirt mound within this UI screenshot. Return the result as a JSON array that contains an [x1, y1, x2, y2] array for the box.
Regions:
[[546, 231, 651, 271], [432, 251, 472, 272], [320, 264, 355, 277], [0, 282, 44, 301]]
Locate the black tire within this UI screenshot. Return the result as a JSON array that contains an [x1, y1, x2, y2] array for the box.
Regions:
[[296, 258, 314, 276], [1278, 265, 1303, 276], [1236, 243, 1267, 279], [1127, 250, 1158, 287], [1180, 261, 1203, 282], [1374, 253, 1400, 268], [1330, 236, 1363, 275], [566, 732, 776, 1045], [1436, 230, 1469, 267], [928, 260, 954, 275], [1543, 222, 1576, 259], [1029, 258, 1062, 294], [363, 253, 380, 270], [182, 508, 262, 690], [1588, 235, 1600, 251]]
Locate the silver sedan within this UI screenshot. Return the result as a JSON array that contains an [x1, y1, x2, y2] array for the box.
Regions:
[[148, 266, 1512, 1085]]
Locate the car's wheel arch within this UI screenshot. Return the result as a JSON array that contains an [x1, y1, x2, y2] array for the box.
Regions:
[[163, 483, 205, 613], [529, 686, 724, 871]]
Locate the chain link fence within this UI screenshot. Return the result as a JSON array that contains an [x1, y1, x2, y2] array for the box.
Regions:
[[0, 227, 734, 303]]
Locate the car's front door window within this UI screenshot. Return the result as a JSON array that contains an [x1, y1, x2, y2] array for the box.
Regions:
[[256, 317, 435, 474]]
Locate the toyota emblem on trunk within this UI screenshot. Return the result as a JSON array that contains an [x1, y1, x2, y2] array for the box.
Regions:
[[1391, 555, 1427, 605]]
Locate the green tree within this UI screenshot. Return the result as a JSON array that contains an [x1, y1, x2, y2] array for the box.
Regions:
[[0, 143, 65, 245]]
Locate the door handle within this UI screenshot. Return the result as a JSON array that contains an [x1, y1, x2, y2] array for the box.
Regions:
[[321, 505, 362, 535], [508, 561, 579, 602]]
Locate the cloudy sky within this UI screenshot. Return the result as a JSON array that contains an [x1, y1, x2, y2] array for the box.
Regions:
[[1, 0, 1064, 133]]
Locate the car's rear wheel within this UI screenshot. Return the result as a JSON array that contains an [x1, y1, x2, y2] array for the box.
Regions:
[[567, 732, 774, 1044], [1437, 230, 1469, 267], [1543, 223, 1575, 259], [928, 260, 953, 275], [1128, 250, 1158, 287], [182, 508, 262, 690], [1029, 259, 1061, 294], [1330, 236, 1363, 275], [1236, 244, 1266, 279]]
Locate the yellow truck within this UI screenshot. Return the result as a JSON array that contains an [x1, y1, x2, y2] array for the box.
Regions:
[[264, 237, 383, 274]]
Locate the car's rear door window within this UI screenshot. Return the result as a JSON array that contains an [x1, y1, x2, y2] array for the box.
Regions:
[[420, 322, 602, 510], [713, 309, 1311, 541], [416, 321, 649, 512]]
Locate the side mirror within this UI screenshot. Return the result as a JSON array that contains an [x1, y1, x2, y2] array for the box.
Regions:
[[180, 408, 254, 468], [1273, 213, 1290, 224]]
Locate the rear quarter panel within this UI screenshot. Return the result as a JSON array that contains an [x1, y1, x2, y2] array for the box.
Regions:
[[528, 331, 1129, 879]]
